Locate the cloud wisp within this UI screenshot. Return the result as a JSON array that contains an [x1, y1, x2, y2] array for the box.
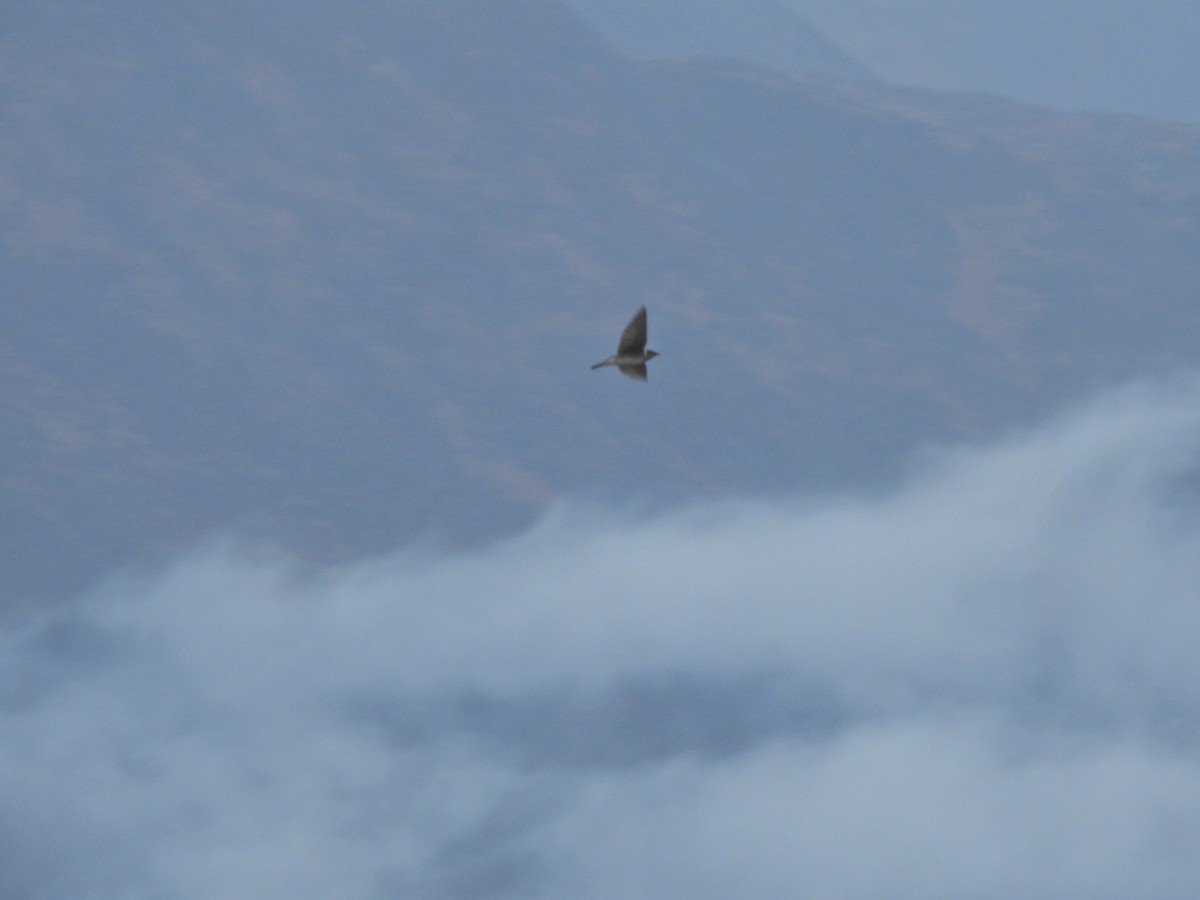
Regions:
[[4, 377, 1200, 897]]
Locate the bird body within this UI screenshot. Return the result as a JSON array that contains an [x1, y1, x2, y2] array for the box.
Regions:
[[591, 306, 659, 380]]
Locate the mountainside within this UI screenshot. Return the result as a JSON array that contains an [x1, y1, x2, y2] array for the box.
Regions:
[[5, 0, 1200, 600]]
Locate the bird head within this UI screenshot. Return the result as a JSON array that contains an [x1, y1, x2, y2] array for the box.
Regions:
[[645, 350, 659, 360]]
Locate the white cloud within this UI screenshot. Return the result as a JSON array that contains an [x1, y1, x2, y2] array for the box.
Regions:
[[541, 717, 1200, 898], [4, 376, 1200, 897]]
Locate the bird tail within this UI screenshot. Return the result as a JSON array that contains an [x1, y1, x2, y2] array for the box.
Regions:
[[590, 359, 613, 370]]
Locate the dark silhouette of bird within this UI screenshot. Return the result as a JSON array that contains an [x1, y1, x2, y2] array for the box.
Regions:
[[591, 306, 659, 380]]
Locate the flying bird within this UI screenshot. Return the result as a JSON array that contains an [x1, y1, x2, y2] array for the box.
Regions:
[[591, 306, 659, 381]]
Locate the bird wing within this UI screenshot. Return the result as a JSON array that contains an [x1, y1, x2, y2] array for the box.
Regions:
[[616, 306, 648, 356], [617, 362, 648, 381]]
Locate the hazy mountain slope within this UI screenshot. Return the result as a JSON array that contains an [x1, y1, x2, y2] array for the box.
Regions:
[[4, 0, 1200, 600]]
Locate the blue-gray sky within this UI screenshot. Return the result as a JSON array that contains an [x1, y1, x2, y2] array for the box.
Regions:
[[4, 376, 1200, 897], [797, 0, 1200, 121]]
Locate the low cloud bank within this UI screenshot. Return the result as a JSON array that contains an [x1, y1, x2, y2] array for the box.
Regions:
[[4, 377, 1200, 897]]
